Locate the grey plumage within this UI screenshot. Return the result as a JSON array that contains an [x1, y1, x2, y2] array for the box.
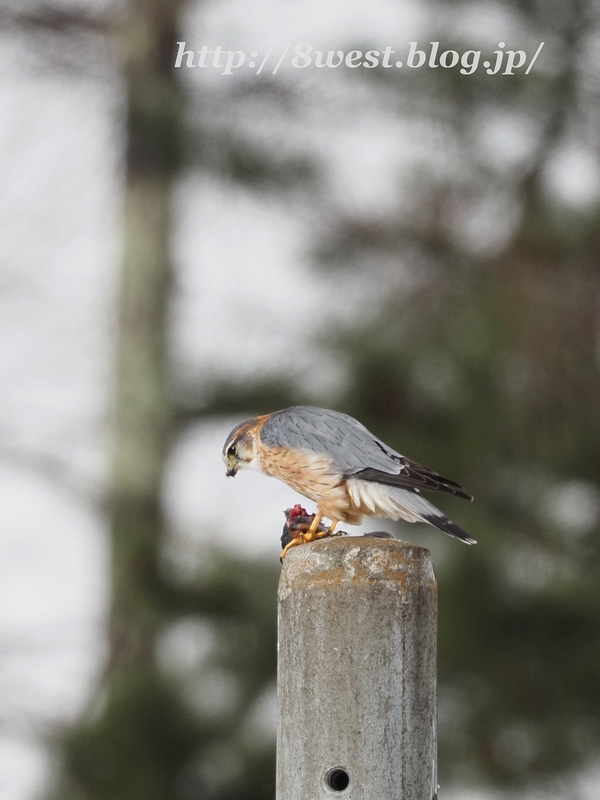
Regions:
[[260, 406, 476, 544], [260, 406, 399, 474]]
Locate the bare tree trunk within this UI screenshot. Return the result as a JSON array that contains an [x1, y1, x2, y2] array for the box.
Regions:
[[48, 4, 197, 799], [109, 0, 184, 672]]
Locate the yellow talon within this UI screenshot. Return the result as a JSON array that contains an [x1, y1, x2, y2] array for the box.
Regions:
[[310, 519, 338, 542], [280, 512, 321, 558], [280, 535, 305, 559], [304, 512, 322, 541], [280, 514, 341, 559]]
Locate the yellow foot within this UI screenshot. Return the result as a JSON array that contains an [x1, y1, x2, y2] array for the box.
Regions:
[[307, 519, 339, 542], [305, 511, 322, 539], [280, 535, 305, 559], [280, 512, 321, 558], [280, 515, 340, 559]]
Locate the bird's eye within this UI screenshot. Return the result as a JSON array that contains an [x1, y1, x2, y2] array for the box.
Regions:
[[227, 444, 237, 458]]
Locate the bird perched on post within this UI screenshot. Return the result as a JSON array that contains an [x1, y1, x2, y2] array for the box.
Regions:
[[222, 406, 475, 558]]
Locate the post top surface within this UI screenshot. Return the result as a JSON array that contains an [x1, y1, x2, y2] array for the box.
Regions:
[[279, 535, 436, 595]]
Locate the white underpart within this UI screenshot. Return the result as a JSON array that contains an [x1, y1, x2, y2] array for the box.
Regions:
[[242, 452, 262, 473], [238, 438, 262, 472], [347, 478, 443, 523]]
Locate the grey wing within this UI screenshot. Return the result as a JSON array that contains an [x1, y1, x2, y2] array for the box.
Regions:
[[260, 406, 473, 501], [260, 406, 399, 473]]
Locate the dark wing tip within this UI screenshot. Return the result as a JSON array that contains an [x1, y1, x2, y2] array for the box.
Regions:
[[355, 466, 473, 501], [421, 513, 477, 545]]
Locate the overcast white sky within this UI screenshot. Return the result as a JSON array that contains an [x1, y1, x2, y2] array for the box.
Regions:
[[0, 3, 419, 794], [1, 1, 599, 798]]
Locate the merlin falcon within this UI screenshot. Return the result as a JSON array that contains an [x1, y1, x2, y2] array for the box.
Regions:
[[222, 406, 476, 557]]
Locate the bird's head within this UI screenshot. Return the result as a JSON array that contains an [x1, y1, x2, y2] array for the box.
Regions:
[[222, 419, 259, 477]]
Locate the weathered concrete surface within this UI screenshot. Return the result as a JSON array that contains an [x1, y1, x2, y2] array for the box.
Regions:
[[276, 537, 437, 800]]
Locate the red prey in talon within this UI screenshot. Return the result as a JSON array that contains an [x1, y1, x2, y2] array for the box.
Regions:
[[280, 504, 337, 560]]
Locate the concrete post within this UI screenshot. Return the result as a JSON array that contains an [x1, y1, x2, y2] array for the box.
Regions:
[[276, 536, 437, 800]]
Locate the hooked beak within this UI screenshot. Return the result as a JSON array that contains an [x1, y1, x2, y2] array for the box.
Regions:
[[226, 464, 238, 477]]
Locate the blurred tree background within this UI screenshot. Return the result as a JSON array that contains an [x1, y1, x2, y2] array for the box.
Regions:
[[314, 1, 600, 791], [2, 0, 600, 798], [319, 0, 600, 790]]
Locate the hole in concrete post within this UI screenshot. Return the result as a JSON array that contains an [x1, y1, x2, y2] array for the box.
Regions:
[[326, 767, 350, 792]]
